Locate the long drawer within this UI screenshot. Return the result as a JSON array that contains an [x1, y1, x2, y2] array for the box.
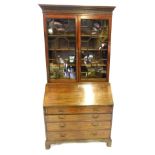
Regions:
[[47, 130, 111, 141], [45, 106, 113, 115], [46, 121, 111, 131], [45, 114, 112, 122]]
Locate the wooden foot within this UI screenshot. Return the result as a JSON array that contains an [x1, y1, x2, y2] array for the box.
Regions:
[[106, 139, 112, 147], [45, 141, 51, 149]]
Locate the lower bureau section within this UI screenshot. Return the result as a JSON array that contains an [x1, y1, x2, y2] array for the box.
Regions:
[[43, 83, 114, 149], [47, 130, 111, 141]]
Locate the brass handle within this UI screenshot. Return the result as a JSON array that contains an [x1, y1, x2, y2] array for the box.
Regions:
[[58, 109, 64, 113], [59, 115, 65, 119], [93, 108, 99, 112], [92, 132, 97, 136], [92, 122, 99, 126], [59, 123, 65, 127], [92, 114, 99, 118], [60, 133, 66, 137]]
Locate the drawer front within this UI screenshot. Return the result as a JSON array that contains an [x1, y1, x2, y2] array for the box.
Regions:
[[45, 106, 113, 115], [45, 114, 112, 122], [47, 130, 111, 141], [46, 121, 111, 131]]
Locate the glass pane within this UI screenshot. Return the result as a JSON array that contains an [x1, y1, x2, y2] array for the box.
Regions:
[[80, 19, 108, 80], [47, 18, 76, 80]]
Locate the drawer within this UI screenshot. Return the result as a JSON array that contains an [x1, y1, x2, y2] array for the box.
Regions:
[[45, 106, 113, 115], [47, 130, 111, 141], [46, 121, 111, 131], [45, 114, 112, 122]]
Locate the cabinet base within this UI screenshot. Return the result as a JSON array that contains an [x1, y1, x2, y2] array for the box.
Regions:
[[45, 139, 112, 149]]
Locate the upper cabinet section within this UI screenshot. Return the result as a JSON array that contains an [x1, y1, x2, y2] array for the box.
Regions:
[[39, 5, 115, 83]]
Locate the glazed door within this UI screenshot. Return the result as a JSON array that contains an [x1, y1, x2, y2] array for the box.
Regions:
[[79, 16, 111, 81], [45, 16, 77, 82]]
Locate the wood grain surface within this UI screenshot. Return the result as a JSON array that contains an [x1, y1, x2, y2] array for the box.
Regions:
[[44, 82, 113, 106], [45, 113, 112, 122], [47, 130, 111, 141], [46, 121, 111, 131]]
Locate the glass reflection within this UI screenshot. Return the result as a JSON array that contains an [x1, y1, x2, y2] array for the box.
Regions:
[[83, 84, 95, 104]]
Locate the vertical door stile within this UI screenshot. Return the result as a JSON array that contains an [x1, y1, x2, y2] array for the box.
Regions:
[[77, 16, 81, 82], [107, 16, 112, 82]]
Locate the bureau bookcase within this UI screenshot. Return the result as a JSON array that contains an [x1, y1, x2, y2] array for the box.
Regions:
[[39, 4, 115, 149]]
